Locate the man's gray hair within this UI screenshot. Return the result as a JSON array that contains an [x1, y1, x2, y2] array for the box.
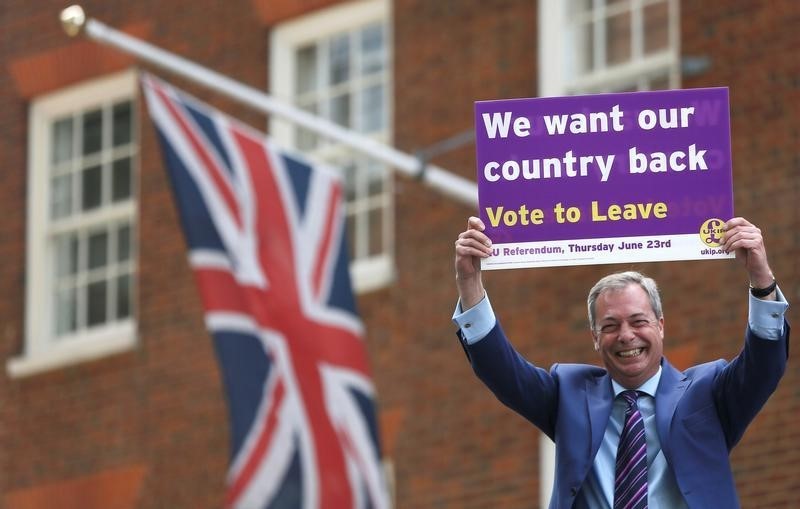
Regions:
[[587, 271, 663, 332]]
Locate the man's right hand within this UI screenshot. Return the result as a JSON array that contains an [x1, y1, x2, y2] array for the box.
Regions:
[[454, 216, 492, 310]]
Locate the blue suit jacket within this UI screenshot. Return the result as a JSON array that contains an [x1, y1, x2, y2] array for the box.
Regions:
[[460, 321, 789, 509]]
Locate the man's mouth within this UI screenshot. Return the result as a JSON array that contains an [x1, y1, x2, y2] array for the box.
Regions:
[[617, 348, 644, 358]]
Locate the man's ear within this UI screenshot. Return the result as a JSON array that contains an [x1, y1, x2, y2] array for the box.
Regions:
[[591, 332, 600, 351]]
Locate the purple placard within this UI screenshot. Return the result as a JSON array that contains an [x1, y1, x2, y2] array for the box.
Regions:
[[475, 88, 734, 270]]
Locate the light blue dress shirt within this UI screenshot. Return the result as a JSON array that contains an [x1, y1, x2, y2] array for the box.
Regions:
[[453, 288, 789, 508]]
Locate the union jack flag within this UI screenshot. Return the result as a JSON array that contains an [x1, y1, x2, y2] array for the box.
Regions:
[[141, 74, 388, 509]]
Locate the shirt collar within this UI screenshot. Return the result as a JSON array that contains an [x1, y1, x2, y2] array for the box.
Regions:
[[611, 366, 662, 398]]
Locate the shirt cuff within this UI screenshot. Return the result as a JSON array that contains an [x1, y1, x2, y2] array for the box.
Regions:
[[748, 285, 789, 340], [452, 293, 497, 345]]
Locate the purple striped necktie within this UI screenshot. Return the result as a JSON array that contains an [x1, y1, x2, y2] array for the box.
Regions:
[[614, 390, 648, 509]]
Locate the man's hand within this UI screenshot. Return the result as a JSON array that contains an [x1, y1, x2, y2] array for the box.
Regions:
[[722, 217, 775, 298], [455, 216, 492, 309]]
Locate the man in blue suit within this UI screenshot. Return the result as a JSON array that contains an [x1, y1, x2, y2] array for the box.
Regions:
[[453, 216, 789, 508]]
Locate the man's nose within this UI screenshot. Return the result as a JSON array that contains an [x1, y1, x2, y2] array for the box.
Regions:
[[617, 322, 636, 341]]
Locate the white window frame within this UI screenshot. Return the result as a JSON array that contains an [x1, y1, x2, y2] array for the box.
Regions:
[[8, 70, 139, 378], [269, 0, 394, 293], [539, 0, 680, 97]]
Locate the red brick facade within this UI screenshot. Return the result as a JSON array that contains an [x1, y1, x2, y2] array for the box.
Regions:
[[1, 1, 797, 508]]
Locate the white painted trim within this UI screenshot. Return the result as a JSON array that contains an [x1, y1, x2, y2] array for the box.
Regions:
[[668, 0, 682, 89], [8, 321, 136, 378], [538, 0, 568, 97], [539, 433, 555, 508], [351, 253, 394, 293], [565, 51, 675, 92]]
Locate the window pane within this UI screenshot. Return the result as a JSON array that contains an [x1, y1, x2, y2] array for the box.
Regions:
[[329, 33, 350, 85], [117, 223, 132, 262], [605, 11, 631, 66], [88, 230, 108, 270], [54, 286, 77, 336], [296, 45, 318, 94], [296, 102, 319, 151], [116, 273, 131, 319], [368, 207, 384, 256], [82, 165, 102, 210], [112, 101, 132, 146], [343, 163, 358, 202], [571, 0, 593, 16], [367, 163, 385, 196], [644, 1, 669, 54], [609, 82, 639, 93], [296, 127, 318, 151], [82, 109, 103, 155], [360, 23, 385, 75], [573, 20, 594, 75], [360, 85, 384, 133], [330, 93, 351, 127], [647, 74, 670, 90], [87, 280, 107, 326], [346, 213, 359, 258], [50, 174, 73, 219], [54, 233, 79, 277], [51, 117, 73, 164], [112, 157, 132, 201]]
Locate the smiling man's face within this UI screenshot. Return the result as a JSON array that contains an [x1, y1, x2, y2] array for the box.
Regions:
[[592, 283, 664, 389]]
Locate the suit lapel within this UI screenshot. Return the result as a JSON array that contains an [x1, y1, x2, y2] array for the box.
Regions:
[[655, 358, 690, 460], [586, 374, 614, 459]]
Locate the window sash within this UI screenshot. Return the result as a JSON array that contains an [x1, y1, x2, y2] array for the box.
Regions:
[[45, 103, 137, 339]]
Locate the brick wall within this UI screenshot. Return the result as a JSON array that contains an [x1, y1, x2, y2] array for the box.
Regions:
[[1, 0, 797, 508]]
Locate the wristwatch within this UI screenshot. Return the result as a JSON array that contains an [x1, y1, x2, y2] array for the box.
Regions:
[[749, 278, 777, 298]]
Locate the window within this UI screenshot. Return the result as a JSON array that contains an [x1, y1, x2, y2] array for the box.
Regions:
[[9, 70, 138, 377], [270, 0, 393, 293], [539, 0, 680, 96]]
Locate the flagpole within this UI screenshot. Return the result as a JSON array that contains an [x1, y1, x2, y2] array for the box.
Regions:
[[59, 5, 478, 207]]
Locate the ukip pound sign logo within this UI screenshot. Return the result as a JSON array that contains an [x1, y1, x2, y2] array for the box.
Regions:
[[700, 218, 725, 247]]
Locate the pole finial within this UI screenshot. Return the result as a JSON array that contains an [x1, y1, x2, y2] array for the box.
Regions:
[[60, 5, 86, 37]]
